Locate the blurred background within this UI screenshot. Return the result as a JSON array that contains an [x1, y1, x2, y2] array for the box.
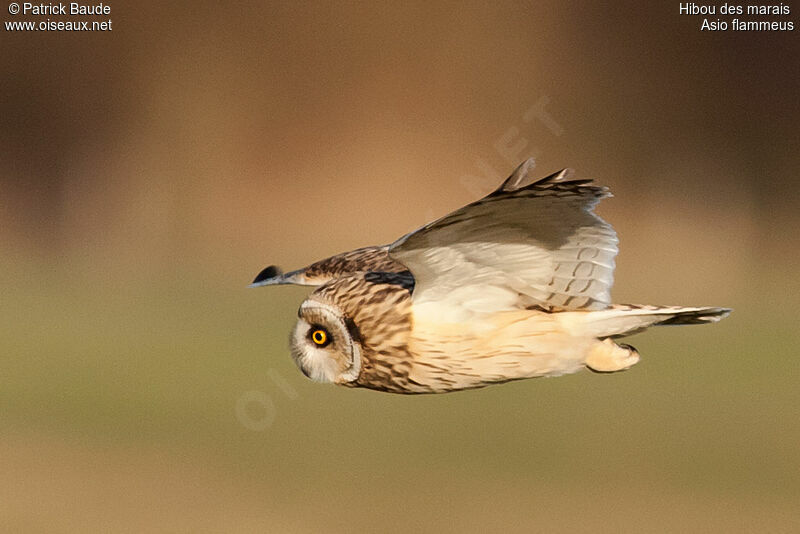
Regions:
[[2, 1, 798, 531]]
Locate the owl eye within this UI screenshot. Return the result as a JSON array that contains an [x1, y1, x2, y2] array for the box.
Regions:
[[309, 327, 331, 347]]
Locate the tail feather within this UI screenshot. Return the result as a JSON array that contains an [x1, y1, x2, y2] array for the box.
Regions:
[[577, 305, 731, 339], [649, 306, 732, 326]]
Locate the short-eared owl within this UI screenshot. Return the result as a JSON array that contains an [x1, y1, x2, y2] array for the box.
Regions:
[[252, 159, 730, 394]]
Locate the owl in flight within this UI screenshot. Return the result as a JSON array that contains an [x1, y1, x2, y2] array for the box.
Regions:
[[252, 159, 730, 394]]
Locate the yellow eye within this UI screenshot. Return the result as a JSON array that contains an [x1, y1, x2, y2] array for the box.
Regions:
[[311, 328, 328, 346]]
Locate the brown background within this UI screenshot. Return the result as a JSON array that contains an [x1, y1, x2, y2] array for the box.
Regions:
[[2, 1, 799, 532]]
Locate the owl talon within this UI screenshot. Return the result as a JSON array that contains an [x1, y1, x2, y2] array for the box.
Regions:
[[585, 338, 640, 373]]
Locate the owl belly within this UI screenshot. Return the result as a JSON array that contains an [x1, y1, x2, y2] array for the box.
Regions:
[[406, 308, 593, 392]]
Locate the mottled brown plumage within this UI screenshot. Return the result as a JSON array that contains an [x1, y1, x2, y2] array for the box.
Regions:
[[306, 272, 421, 393], [251, 245, 405, 287], [304, 246, 406, 283]]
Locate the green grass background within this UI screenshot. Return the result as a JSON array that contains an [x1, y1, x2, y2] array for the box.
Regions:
[[3, 256, 798, 532]]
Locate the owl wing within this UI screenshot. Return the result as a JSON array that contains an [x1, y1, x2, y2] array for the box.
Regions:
[[388, 159, 618, 315], [250, 245, 407, 287]]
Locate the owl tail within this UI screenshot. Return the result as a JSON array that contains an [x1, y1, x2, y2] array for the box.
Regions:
[[578, 305, 731, 339]]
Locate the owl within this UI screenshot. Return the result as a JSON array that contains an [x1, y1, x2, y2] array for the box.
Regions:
[[252, 159, 730, 394]]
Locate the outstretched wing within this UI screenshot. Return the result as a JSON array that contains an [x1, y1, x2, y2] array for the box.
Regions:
[[388, 159, 618, 316]]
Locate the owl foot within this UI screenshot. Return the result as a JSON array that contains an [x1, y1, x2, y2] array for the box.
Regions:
[[585, 338, 640, 373]]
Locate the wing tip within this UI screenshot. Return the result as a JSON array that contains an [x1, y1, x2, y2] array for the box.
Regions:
[[499, 157, 538, 192], [250, 265, 284, 287], [497, 160, 610, 197], [538, 167, 575, 184]]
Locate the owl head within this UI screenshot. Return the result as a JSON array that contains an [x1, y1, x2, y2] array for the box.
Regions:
[[290, 299, 363, 384], [287, 272, 415, 386]]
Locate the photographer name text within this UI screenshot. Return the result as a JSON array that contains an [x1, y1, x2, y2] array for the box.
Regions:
[[17, 2, 109, 15]]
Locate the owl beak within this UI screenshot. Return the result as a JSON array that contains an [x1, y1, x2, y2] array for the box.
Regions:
[[249, 265, 309, 287]]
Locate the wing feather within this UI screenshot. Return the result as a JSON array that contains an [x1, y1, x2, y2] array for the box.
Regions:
[[251, 245, 406, 287]]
